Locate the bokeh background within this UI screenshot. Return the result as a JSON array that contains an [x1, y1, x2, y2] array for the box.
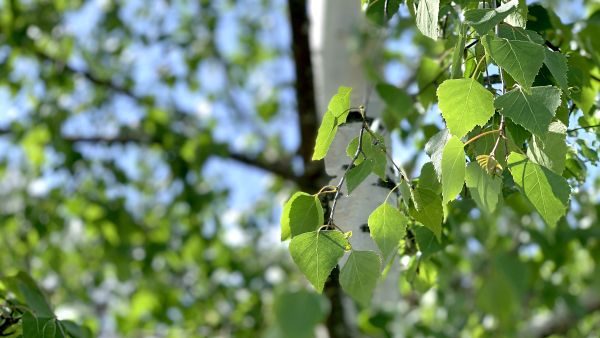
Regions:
[[0, 0, 599, 337]]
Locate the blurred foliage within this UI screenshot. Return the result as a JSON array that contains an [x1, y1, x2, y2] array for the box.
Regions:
[[0, 0, 598, 338], [0, 0, 300, 337]]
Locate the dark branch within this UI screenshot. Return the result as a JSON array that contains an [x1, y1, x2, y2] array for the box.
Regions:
[[34, 49, 139, 102], [25, 50, 308, 185], [567, 124, 600, 133], [0, 128, 302, 184], [464, 39, 479, 50], [544, 40, 561, 52], [287, 0, 320, 167]]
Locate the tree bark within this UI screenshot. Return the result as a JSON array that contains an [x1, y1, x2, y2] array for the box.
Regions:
[[308, 1, 398, 336]]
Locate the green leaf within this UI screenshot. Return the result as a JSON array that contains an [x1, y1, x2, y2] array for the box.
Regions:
[[365, 0, 401, 25], [60, 320, 92, 338], [42, 319, 58, 338], [280, 195, 293, 241], [347, 132, 387, 180], [340, 251, 381, 307], [329, 86, 353, 122], [465, 162, 502, 214], [527, 121, 567, 174], [376, 83, 413, 129], [414, 225, 444, 258], [497, 25, 544, 44], [22, 312, 63, 338], [416, 0, 439, 40], [7, 272, 54, 317], [441, 136, 465, 204], [346, 161, 374, 194], [367, 203, 408, 260], [503, 0, 528, 28], [22, 312, 40, 338], [567, 54, 595, 114], [399, 179, 412, 209], [544, 49, 569, 91], [418, 57, 444, 108], [418, 162, 441, 194], [289, 230, 349, 292], [477, 254, 529, 325], [464, 0, 517, 36], [283, 192, 324, 238], [482, 35, 544, 91], [409, 188, 443, 241], [437, 78, 495, 138], [406, 257, 437, 293], [273, 290, 327, 338], [312, 87, 352, 160], [451, 24, 466, 79], [507, 152, 570, 227], [494, 86, 561, 137], [312, 111, 338, 161], [425, 129, 451, 179]]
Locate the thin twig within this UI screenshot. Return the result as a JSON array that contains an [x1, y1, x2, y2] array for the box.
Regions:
[[363, 123, 410, 182], [464, 39, 479, 50], [490, 116, 506, 156], [490, 0, 507, 159], [328, 125, 366, 227], [567, 124, 600, 133]]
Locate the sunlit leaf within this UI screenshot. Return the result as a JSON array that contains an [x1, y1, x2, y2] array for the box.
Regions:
[[437, 79, 495, 138], [441, 136, 465, 204], [290, 230, 349, 292], [312, 87, 353, 160], [281, 192, 324, 239], [368, 203, 408, 260]]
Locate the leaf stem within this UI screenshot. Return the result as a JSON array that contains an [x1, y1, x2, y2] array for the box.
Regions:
[[317, 185, 338, 195], [464, 129, 500, 146], [490, 116, 506, 157], [384, 182, 402, 204], [471, 54, 486, 79]]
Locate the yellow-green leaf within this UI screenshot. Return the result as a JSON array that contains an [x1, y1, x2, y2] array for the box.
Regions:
[[441, 136, 465, 204], [281, 192, 324, 240], [437, 79, 495, 138], [368, 203, 408, 260], [289, 230, 349, 293]]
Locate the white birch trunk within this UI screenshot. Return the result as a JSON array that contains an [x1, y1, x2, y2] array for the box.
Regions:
[[309, 0, 401, 319]]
